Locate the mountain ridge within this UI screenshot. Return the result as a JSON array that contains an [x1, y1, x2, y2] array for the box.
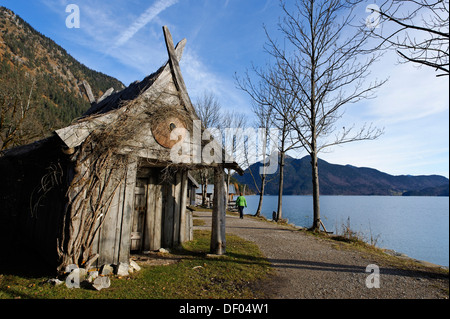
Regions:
[[235, 155, 449, 196], [0, 6, 125, 149]]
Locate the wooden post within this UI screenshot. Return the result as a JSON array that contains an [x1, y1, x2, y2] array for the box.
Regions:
[[210, 166, 226, 255], [144, 174, 156, 251], [153, 177, 163, 250], [173, 171, 182, 245], [179, 171, 188, 243], [118, 157, 137, 263], [163, 181, 174, 248]]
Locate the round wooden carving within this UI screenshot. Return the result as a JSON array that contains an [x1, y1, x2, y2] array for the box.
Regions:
[[152, 116, 187, 148]]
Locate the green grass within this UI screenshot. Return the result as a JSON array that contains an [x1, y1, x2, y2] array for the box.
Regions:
[[0, 230, 271, 299]]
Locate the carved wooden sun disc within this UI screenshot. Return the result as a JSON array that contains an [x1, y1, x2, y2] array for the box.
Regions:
[[152, 116, 187, 148]]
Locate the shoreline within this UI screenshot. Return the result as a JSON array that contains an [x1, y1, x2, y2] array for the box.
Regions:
[[233, 208, 450, 270], [197, 210, 449, 298], [381, 248, 449, 270], [241, 195, 449, 269], [272, 216, 449, 270]]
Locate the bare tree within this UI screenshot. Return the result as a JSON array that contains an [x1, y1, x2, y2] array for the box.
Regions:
[[221, 110, 246, 209], [193, 91, 247, 209], [193, 91, 221, 207], [240, 0, 386, 231], [272, 108, 303, 221], [237, 64, 303, 221], [0, 75, 40, 152], [249, 101, 274, 217], [363, 0, 449, 76], [194, 91, 222, 128]]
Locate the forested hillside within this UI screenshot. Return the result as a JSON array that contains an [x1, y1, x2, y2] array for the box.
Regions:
[[235, 155, 449, 196], [0, 6, 124, 151]]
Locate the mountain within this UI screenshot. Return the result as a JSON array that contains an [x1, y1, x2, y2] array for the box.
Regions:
[[235, 155, 449, 196], [0, 6, 125, 150]]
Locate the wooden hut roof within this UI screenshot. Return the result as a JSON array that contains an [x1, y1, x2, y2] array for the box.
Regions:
[[53, 26, 243, 175], [82, 67, 164, 117], [82, 29, 189, 118]]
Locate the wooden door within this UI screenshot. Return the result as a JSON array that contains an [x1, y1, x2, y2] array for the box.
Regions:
[[131, 178, 147, 251]]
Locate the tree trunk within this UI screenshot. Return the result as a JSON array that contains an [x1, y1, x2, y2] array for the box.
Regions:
[[225, 169, 231, 209], [201, 171, 208, 207], [254, 174, 266, 217], [276, 151, 285, 221], [210, 167, 226, 255], [310, 151, 321, 231], [310, 15, 320, 232]]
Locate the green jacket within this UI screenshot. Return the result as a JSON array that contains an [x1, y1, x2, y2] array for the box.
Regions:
[[235, 196, 247, 207]]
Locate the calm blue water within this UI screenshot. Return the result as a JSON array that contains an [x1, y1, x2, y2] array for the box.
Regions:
[[241, 195, 449, 267]]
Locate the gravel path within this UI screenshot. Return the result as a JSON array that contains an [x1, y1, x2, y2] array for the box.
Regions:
[[194, 211, 448, 299]]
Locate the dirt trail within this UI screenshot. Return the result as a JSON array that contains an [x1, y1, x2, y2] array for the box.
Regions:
[[194, 211, 448, 299]]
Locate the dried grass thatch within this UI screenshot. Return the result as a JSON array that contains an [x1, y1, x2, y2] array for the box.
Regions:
[[56, 94, 192, 272]]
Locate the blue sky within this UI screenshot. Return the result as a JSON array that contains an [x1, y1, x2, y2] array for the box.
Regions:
[[1, 0, 449, 178]]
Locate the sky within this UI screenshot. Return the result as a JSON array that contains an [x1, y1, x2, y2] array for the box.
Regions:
[[1, 0, 449, 178]]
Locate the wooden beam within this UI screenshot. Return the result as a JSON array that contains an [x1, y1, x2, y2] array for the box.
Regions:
[[144, 174, 156, 251], [82, 80, 96, 104], [210, 167, 226, 255], [55, 111, 119, 149], [55, 28, 194, 151], [97, 87, 114, 104], [162, 26, 197, 118], [163, 180, 174, 248], [179, 171, 188, 242], [174, 38, 187, 62], [118, 157, 138, 263], [172, 171, 182, 245]]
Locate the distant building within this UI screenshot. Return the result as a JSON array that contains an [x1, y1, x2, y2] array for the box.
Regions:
[[0, 26, 241, 273], [196, 184, 237, 207]]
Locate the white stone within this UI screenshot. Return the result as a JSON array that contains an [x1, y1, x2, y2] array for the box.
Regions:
[[86, 271, 99, 283], [101, 264, 114, 275], [92, 276, 110, 291], [116, 262, 129, 276], [48, 278, 64, 286], [129, 259, 141, 272]]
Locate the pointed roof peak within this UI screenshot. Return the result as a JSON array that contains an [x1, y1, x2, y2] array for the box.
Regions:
[[81, 27, 191, 118]]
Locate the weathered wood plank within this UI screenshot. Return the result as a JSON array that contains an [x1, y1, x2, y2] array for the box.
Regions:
[[131, 178, 146, 251], [163, 180, 174, 248], [210, 167, 226, 255], [187, 210, 193, 241], [179, 171, 188, 243], [55, 112, 119, 149], [97, 87, 114, 104], [172, 171, 182, 245], [144, 174, 156, 251], [82, 80, 96, 104], [98, 176, 121, 266], [113, 179, 126, 263], [118, 158, 137, 263], [162, 26, 197, 119], [152, 178, 163, 250]]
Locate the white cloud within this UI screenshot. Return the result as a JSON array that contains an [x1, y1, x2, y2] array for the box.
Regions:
[[113, 0, 179, 47], [365, 61, 449, 124], [181, 48, 253, 115], [318, 49, 449, 178]]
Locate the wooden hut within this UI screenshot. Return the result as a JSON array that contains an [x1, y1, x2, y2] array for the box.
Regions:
[[0, 26, 241, 274], [187, 173, 199, 206], [196, 184, 237, 207]]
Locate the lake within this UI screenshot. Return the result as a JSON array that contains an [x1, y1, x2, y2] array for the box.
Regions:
[[241, 195, 449, 267]]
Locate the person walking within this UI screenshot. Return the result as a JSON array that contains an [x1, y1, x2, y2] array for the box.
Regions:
[[235, 192, 247, 219]]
